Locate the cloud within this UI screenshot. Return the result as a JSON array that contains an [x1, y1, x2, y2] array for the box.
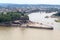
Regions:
[[0, 0, 60, 5]]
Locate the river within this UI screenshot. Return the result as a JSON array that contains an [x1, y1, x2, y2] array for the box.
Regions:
[[0, 12, 60, 40], [28, 12, 60, 30]]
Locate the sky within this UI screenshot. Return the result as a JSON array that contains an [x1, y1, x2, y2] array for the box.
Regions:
[[0, 0, 60, 5]]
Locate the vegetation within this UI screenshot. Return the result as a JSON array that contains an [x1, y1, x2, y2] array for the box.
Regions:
[[0, 12, 29, 23]]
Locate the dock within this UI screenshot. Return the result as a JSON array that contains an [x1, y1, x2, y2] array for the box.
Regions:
[[27, 26, 53, 30], [21, 22, 53, 30]]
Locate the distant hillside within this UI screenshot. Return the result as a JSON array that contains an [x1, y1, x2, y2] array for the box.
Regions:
[[0, 3, 60, 8]]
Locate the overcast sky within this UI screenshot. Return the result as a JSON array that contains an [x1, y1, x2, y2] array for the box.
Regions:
[[0, 0, 60, 5]]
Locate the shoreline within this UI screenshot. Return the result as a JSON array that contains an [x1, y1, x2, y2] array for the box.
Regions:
[[0, 21, 53, 30]]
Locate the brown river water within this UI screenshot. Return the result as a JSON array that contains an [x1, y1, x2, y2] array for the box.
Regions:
[[0, 27, 60, 40]]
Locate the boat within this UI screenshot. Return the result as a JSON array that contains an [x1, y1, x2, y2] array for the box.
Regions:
[[26, 23, 53, 30], [27, 25, 53, 30]]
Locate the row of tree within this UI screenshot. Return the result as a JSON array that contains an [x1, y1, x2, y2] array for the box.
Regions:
[[0, 12, 29, 23]]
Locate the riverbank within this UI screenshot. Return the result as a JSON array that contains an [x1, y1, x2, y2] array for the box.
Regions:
[[0, 20, 53, 30]]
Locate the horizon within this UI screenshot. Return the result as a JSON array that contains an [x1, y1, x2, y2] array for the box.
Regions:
[[0, 3, 60, 5], [0, 0, 60, 5]]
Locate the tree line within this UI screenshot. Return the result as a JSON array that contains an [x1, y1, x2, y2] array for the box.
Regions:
[[0, 12, 29, 23]]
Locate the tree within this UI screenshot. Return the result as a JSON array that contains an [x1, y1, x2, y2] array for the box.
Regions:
[[0, 12, 29, 24]]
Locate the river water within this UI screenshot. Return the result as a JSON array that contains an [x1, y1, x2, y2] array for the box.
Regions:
[[28, 12, 60, 30], [0, 12, 60, 40]]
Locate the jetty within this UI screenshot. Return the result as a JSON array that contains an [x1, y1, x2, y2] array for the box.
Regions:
[[21, 22, 53, 30], [27, 26, 53, 30]]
